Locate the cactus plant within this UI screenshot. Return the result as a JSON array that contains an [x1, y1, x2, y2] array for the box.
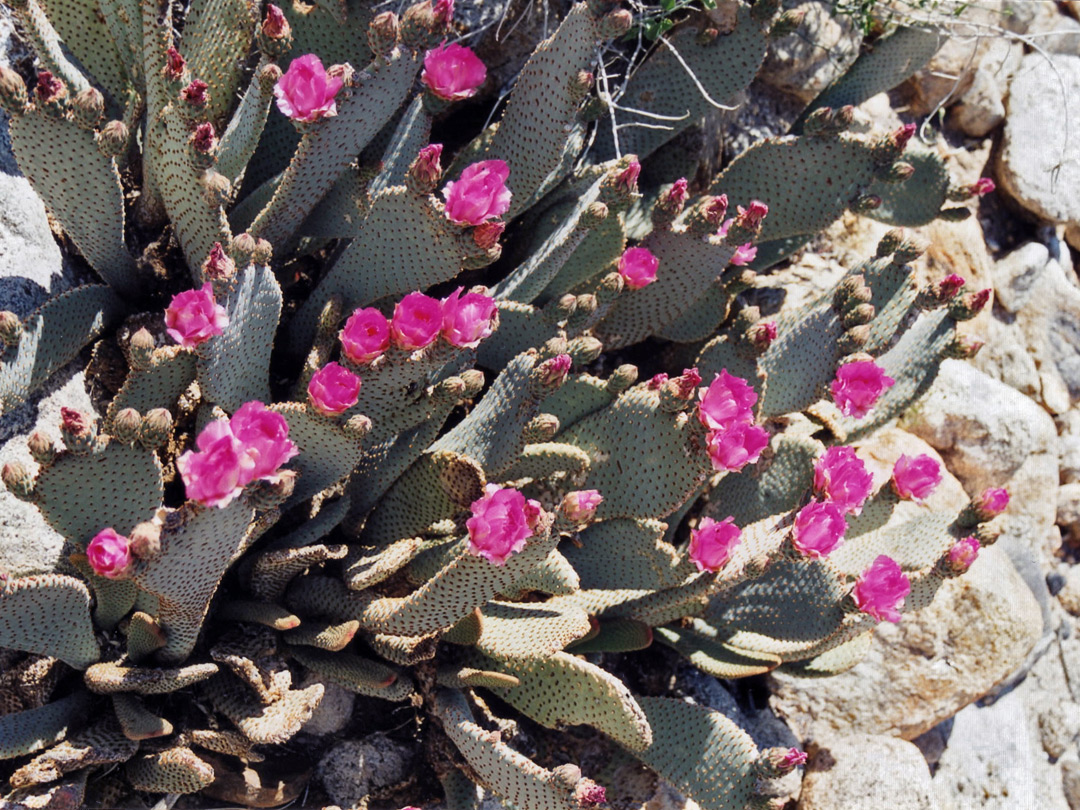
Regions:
[[0, 0, 998, 807]]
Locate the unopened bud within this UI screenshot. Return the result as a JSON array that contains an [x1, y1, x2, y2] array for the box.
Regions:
[[593, 271, 623, 304], [975, 521, 1001, 546], [70, 87, 104, 129], [368, 11, 400, 56], [686, 194, 729, 235], [850, 193, 882, 214], [579, 201, 609, 230], [180, 79, 208, 108], [837, 324, 871, 353], [606, 364, 638, 395], [96, 120, 129, 158], [432, 376, 467, 405], [696, 26, 720, 45], [201, 241, 236, 282], [535, 353, 572, 389], [559, 490, 603, 524], [342, 414, 372, 441], [407, 143, 443, 194], [246, 469, 297, 509], [748, 320, 777, 352], [472, 221, 505, 250], [599, 8, 632, 38], [27, 431, 56, 466], [128, 521, 162, 561], [945, 535, 980, 573], [202, 170, 232, 207], [0, 311, 22, 347], [947, 288, 991, 321], [400, 0, 453, 51], [652, 177, 689, 228], [972, 486, 1009, 521], [833, 275, 871, 312], [769, 7, 805, 37], [567, 336, 603, 366], [252, 238, 273, 265], [60, 407, 97, 453], [129, 328, 156, 370], [257, 62, 282, 92], [459, 368, 485, 397], [545, 294, 577, 325], [524, 413, 560, 443], [881, 160, 915, 183], [569, 70, 594, 103], [230, 233, 258, 266], [137, 408, 173, 449], [2, 462, 35, 501], [756, 747, 808, 779], [112, 408, 143, 443], [566, 294, 597, 332], [842, 302, 875, 328], [0, 66, 28, 115], [944, 332, 984, 359], [601, 158, 640, 212], [872, 123, 916, 164]]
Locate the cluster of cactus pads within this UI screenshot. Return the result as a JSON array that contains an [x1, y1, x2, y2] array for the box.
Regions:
[[0, 0, 1005, 806]]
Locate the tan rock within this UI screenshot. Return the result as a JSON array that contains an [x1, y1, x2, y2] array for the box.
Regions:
[[1056, 565, 1080, 616], [798, 734, 938, 810]]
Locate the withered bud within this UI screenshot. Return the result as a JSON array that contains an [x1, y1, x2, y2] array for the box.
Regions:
[[70, 87, 104, 129], [252, 238, 273, 265], [407, 143, 443, 194], [2, 462, 34, 501], [0, 311, 23, 347], [0, 66, 28, 115], [138, 408, 173, 448], [326, 62, 355, 87], [246, 469, 297, 509], [882, 161, 915, 183], [432, 376, 467, 405], [400, 0, 450, 50], [368, 11, 400, 56], [472, 221, 505, 250], [190, 121, 217, 153], [458, 369, 485, 397], [201, 242, 236, 281], [165, 47, 186, 81], [60, 407, 93, 438], [96, 120, 129, 158], [180, 80, 208, 108], [27, 431, 56, 466], [111, 408, 143, 444], [129, 328, 156, 369], [129, 521, 162, 561], [230, 232, 258, 266], [34, 71, 66, 107], [660, 368, 702, 411], [262, 4, 290, 38]]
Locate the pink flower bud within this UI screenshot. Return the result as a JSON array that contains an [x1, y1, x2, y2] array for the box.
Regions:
[[262, 4, 290, 38], [61, 407, 92, 438], [814, 446, 873, 515], [165, 47, 186, 80], [830, 359, 895, 419], [177, 420, 257, 508], [948, 535, 980, 571], [668, 177, 688, 207], [409, 143, 443, 190], [970, 177, 995, 196], [688, 515, 742, 572], [537, 353, 572, 387], [433, 0, 454, 25], [705, 423, 769, 472], [938, 274, 966, 299], [892, 123, 916, 151], [560, 489, 603, 523], [615, 160, 640, 192], [421, 42, 486, 101], [441, 287, 497, 348], [35, 71, 65, 104], [973, 486, 1009, 519], [891, 453, 941, 502], [647, 373, 669, 390], [575, 783, 606, 807], [466, 484, 535, 565], [781, 748, 808, 768], [307, 362, 361, 415], [340, 307, 391, 364], [274, 54, 344, 122], [698, 369, 757, 431], [749, 321, 777, 351], [672, 368, 702, 399], [791, 499, 846, 558], [443, 159, 512, 226], [390, 291, 443, 350], [190, 121, 216, 153], [618, 246, 659, 290], [229, 401, 298, 481], [201, 242, 236, 280], [165, 283, 229, 349], [87, 528, 132, 579], [852, 555, 910, 622], [472, 220, 505, 250], [180, 79, 208, 107], [703, 194, 728, 226]]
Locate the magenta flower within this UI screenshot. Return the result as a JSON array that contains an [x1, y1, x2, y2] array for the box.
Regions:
[[688, 515, 742, 572], [852, 555, 910, 622], [421, 42, 486, 101], [948, 535, 980, 571], [443, 159, 512, 226], [718, 218, 757, 266], [791, 499, 846, 558], [165, 283, 228, 349], [229, 401, 297, 481], [615, 160, 640, 192], [390, 291, 443, 350], [410, 143, 443, 189], [307, 361, 361, 415], [973, 486, 1009, 520], [273, 54, 343, 122], [706, 423, 769, 472], [698, 370, 757, 431], [618, 246, 659, 290], [340, 307, 391, 364], [830, 359, 895, 419], [891, 453, 941, 502], [813, 446, 873, 515], [781, 749, 808, 768], [560, 489, 603, 523], [441, 287, 497, 348], [536, 353, 572, 387], [971, 177, 995, 196], [466, 485, 535, 565], [176, 420, 257, 508], [87, 528, 132, 579]]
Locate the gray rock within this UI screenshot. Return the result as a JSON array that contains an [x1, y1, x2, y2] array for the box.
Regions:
[[316, 732, 414, 809], [757, 1, 861, 102], [298, 673, 355, 736], [797, 734, 939, 810], [972, 316, 1041, 398], [992, 242, 1051, 314], [769, 544, 1042, 742], [1043, 15, 1080, 54], [997, 54, 1080, 226], [948, 67, 1005, 137]]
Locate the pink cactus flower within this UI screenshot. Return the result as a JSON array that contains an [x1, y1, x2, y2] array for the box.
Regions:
[[422, 41, 486, 101], [891, 453, 941, 502], [730, 243, 758, 266], [443, 159, 512, 226], [307, 361, 361, 415], [781, 748, 808, 768], [698, 369, 757, 431], [830, 359, 895, 419], [948, 535, 980, 571], [973, 486, 1009, 519], [165, 283, 228, 349], [668, 177, 689, 206], [274, 54, 343, 122], [229, 401, 297, 481], [177, 420, 257, 508], [466, 485, 535, 565], [60, 407, 92, 437], [390, 291, 443, 350], [706, 422, 769, 472], [87, 528, 132, 579], [615, 160, 640, 192], [618, 246, 659, 290], [340, 307, 391, 364], [892, 123, 916, 151], [814, 446, 873, 515], [433, 0, 454, 25], [791, 499, 847, 558], [688, 515, 742, 572], [441, 287, 497, 348], [852, 555, 910, 622], [560, 489, 603, 523], [411, 143, 443, 188]]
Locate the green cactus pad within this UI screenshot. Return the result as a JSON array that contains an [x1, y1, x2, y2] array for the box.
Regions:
[[217, 58, 278, 186], [509, 548, 581, 596], [112, 693, 173, 740], [344, 536, 423, 591], [106, 346, 197, 428], [562, 518, 684, 590], [865, 148, 950, 227], [249, 543, 348, 601], [539, 209, 627, 305], [368, 632, 439, 666], [125, 746, 216, 794], [655, 621, 780, 678], [476, 303, 561, 370], [564, 617, 654, 653], [70, 558, 137, 631], [497, 441, 591, 483], [0, 575, 100, 669], [37, 0, 128, 106], [9, 719, 138, 788], [283, 619, 359, 651], [474, 600, 592, 661], [84, 660, 219, 694], [0, 693, 91, 760], [288, 646, 411, 699], [656, 284, 734, 344], [181, 0, 254, 127], [777, 630, 873, 677], [758, 298, 842, 418], [270, 403, 366, 504]]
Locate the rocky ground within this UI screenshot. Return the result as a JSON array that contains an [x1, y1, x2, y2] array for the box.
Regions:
[[3, 1, 1080, 808]]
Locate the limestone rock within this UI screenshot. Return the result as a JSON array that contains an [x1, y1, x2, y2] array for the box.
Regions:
[[758, 1, 861, 102], [769, 544, 1042, 741], [797, 734, 938, 810], [997, 54, 1080, 226], [316, 733, 414, 809]]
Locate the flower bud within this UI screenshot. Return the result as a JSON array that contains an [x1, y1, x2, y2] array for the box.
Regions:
[[201, 242, 236, 282], [34, 71, 67, 112], [164, 47, 187, 83], [252, 238, 273, 265], [459, 368, 485, 397], [651, 177, 689, 228], [257, 62, 282, 93], [112, 408, 143, 444], [129, 328, 156, 370], [190, 121, 217, 155], [544, 294, 577, 325], [837, 324, 871, 354], [722, 200, 768, 246], [535, 353, 572, 389], [400, 0, 454, 51], [747, 320, 777, 352], [606, 364, 638, 395], [832, 275, 872, 314], [342, 413, 373, 441], [842, 302, 875, 328], [972, 486, 1009, 521], [0, 311, 23, 347], [947, 288, 991, 321], [850, 193, 882, 214], [138, 408, 173, 449], [756, 747, 808, 779], [368, 11, 400, 56], [579, 200, 609, 230], [0, 66, 28, 115], [259, 4, 293, 57], [569, 69, 594, 103], [599, 8, 632, 38], [95, 120, 129, 158], [70, 87, 104, 130], [61, 407, 97, 453], [129, 521, 162, 562], [245, 469, 297, 510], [946, 535, 980, 573], [567, 335, 602, 366], [180, 79, 209, 109], [685, 194, 728, 235], [407, 143, 443, 194], [524, 413, 560, 443], [27, 431, 56, 466], [202, 170, 232, 207], [2, 461, 35, 501], [559, 490, 603, 524], [600, 158, 640, 212], [230, 232, 258, 266], [944, 333, 984, 359]]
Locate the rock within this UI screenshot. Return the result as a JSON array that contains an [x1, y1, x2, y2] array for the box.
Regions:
[[1059, 433, 1080, 485], [797, 734, 939, 810], [1038, 698, 1080, 759], [1043, 15, 1080, 54], [948, 67, 1005, 137], [972, 316, 1041, 398], [1063, 760, 1080, 810], [992, 241, 1050, 314], [911, 720, 951, 770], [316, 732, 414, 809], [298, 673, 355, 736], [757, 1, 861, 102], [1057, 566, 1080, 616], [769, 544, 1042, 741], [997, 54, 1080, 226], [1058, 485, 1080, 541]]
